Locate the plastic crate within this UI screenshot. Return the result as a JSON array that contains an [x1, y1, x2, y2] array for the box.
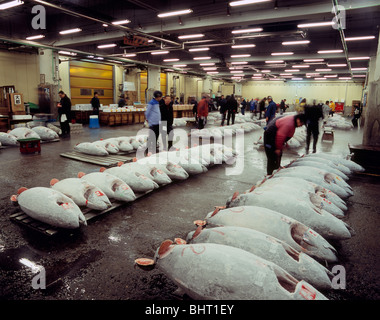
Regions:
[[17, 138, 41, 154]]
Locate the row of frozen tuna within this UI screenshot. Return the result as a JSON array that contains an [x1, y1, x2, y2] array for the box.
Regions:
[[10, 143, 237, 229], [0, 127, 59, 146], [191, 122, 261, 139], [136, 152, 364, 300]]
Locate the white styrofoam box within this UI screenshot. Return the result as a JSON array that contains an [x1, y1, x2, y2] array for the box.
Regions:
[[13, 115, 33, 120]]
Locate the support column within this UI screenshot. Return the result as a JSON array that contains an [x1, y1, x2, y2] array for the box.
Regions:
[[202, 76, 213, 96], [147, 66, 161, 101], [38, 48, 60, 117], [362, 30, 380, 146]]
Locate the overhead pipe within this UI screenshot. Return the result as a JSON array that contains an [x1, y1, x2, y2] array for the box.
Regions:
[[32, 0, 182, 48]]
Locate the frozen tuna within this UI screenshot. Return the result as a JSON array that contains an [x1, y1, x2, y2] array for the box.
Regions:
[[31, 126, 59, 141], [226, 190, 353, 240], [74, 142, 109, 156], [8, 127, 40, 140], [297, 155, 352, 175], [306, 153, 365, 172], [201, 206, 338, 262], [105, 137, 134, 152], [142, 240, 328, 300], [78, 171, 136, 202], [50, 178, 112, 210], [0, 132, 18, 145], [187, 226, 333, 289], [137, 157, 189, 180], [11, 187, 86, 229], [101, 166, 159, 193], [119, 161, 172, 185], [93, 140, 119, 154]]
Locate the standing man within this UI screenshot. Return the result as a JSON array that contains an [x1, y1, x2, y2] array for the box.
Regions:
[[57, 90, 72, 138], [90, 92, 101, 115], [159, 95, 174, 151], [197, 94, 209, 129], [258, 97, 267, 120], [280, 99, 287, 115], [240, 98, 247, 115], [145, 90, 162, 154], [226, 94, 238, 125], [265, 96, 277, 125], [264, 113, 306, 176], [329, 100, 335, 117], [219, 95, 228, 126], [304, 100, 324, 154]]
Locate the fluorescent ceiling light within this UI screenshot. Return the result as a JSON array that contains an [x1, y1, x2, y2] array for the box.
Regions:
[[352, 75, 366, 78], [318, 50, 343, 54], [231, 54, 251, 58], [344, 36, 375, 41], [304, 59, 324, 62], [123, 53, 137, 57], [280, 73, 292, 76], [0, 0, 23, 10], [325, 75, 338, 78], [151, 51, 169, 55], [265, 60, 284, 64], [231, 44, 256, 49], [164, 69, 174, 72], [285, 69, 298, 72], [102, 24, 108, 27], [59, 28, 82, 35], [203, 67, 217, 71], [173, 64, 187, 67], [178, 34, 205, 39], [348, 56, 370, 61], [292, 65, 309, 68], [339, 77, 351, 80], [327, 64, 347, 67], [230, 70, 244, 73], [316, 69, 332, 71], [229, 66, 244, 70], [95, 57, 104, 60], [297, 21, 334, 28], [193, 56, 211, 60], [271, 52, 294, 56], [231, 28, 263, 34], [252, 76, 263, 79], [351, 68, 367, 71], [231, 76, 243, 79], [207, 72, 219, 74], [26, 35, 45, 40], [189, 47, 209, 52], [282, 40, 310, 45], [231, 61, 248, 65], [200, 63, 215, 66], [112, 19, 131, 25], [291, 78, 303, 80], [97, 44, 117, 49], [261, 70, 271, 72], [270, 78, 284, 81], [315, 77, 327, 80], [157, 9, 193, 18], [164, 58, 179, 62], [230, 0, 271, 7], [59, 51, 77, 56]]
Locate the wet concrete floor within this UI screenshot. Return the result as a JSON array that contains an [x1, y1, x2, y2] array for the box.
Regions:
[[0, 114, 379, 301]]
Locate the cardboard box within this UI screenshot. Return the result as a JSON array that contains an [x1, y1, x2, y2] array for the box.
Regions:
[[7, 93, 25, 113]]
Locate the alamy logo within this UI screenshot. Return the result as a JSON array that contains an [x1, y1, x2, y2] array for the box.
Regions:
[[31, 5, 46, 30], [32, 266, 46, 289], [331, 265, 346, 289], [332, 5, 346, 30]]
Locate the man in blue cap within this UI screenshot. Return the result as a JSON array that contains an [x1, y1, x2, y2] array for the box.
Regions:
[[145, 90, 162, 154]]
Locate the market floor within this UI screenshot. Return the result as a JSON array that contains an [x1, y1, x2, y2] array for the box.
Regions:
[[0, 117, 379, 300]]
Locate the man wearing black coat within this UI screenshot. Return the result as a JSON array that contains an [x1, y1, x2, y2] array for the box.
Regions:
[[90, 92, 101, 115], [159, 95, 174, 150], [304, 100, 323, 154], [219, 95, 228, 126], [226, 95, 238, 125], [57, 90, 72, 138]]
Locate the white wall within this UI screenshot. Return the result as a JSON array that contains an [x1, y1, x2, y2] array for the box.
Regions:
[[0, 50, 40, 104], [242, 80, 364, 106]]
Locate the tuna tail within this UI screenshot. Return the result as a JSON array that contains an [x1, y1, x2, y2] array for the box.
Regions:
[[99, 167, 106, 172], [344, 222, 356, 237], [17, 187, 28, 194], [77, 172, 86, 178], [117, 161, 124, 167], [10, 194, 18, 202], [79, 212, 87, 226], [50, 179, 59, 186]]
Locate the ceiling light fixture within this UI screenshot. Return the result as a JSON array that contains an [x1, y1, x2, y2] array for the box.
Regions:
[[304, 59, 324, 62], [315, 68, 332, 71], [292, 65, 309, 68], [285, 69, 298, 72], [97, 44, 117, 48], [0, 0, 23, 10], [231, 44, 256, 49], [339, 77, 352, 80], [351, 68, 368, 71], [157, 9, 193, 18], [123, 53, 137, 57], [173, 64, 187, 68], [315, 77, 327, 80], [297, 21, 334, 28], [271, 52, 294, 56], [348, 56, 370, 61], [265, 60, 284, 63], [178, 34, 205, 39], [189, 47, 210, 52], [193, 56, 211, 60], [327, 64, 347, 67], [317, 50, 343, 54], [207, 72, 219, 74], [59, 28, 82, 35], [58, 51, 77, 56], [26, 35, 45, 40], [151, 51, 169, 55], [291, 78, 303, 80], [164, 58, 179, 62], [231, 28, 263, 34], [261, 69, 271, 72], [324, 75, 338, 78], [282, 40, 310, 45], [352, 75, 366, 78], [229, 0, 271, 7], [230, 70, 244, 73], [231, 54, 251, 58], [200, 63, 215, 66], [344, 36, 375, 41], [112, 19, 131, 25], [230, 61, 248, 65], [203, 67, 217, 71]]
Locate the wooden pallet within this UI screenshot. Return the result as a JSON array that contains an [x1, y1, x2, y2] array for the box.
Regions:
[[10, 190, 154, 237], [60, 150, 135, 167]]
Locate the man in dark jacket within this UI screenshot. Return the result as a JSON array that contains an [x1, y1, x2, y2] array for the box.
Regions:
[[258, 97, 266, 120], [57, 90, 72, 138], [159, 95, 174, 150], [304, 100, 323, 154], [219, 95, 228, 126], [265, 96, 277, 125], [226, 95, 238, 125], [90, 92, 101, 115], [240, 98, 247, 115]]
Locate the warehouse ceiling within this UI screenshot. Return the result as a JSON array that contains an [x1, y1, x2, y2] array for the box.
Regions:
[[0, 0, 379, 82]]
